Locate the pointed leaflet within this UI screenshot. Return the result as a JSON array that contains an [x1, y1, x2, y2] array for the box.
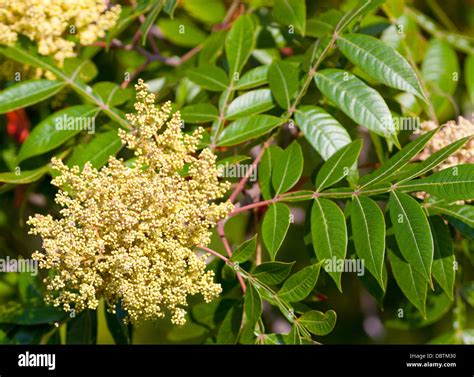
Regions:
[[217, 115, 281, 146], [187, 65, 228, 91], [0, 80, 65, 113], [429, 204, 474, 228], [268, 61, 299, 109], [272, 141, 303, 195], [140, 0, 164, 44], [359, 129, 438, 188], [181, 103, 218, 123], [311, 198, 347, 291], [314, 69, 398, 146], [351, 196, 386, 290], [273, 0, 306, 36], [18, 105, 98, 163], [398, 165, 474, 202], [297, 310, 336, 336], [252, 262, 294, 285], [225, 15, 255, 77], [388, 247, 427, 317], [278, 262, 322, 302], [216, 301, 243, 344], [262, 203, 291, 261], [0, 165, 49, 184], [225, 89, 274, 119], [336, 33, 425, 99], [295, 106, 351, 160], [244, 283, 262, 333], [234, 66, 269, 90], [231, 235, 257, 263], [259, 145, 283, 200], [389, 191, 433, 283], [315, 139, 362, 191], [429, 216, 455, 300]]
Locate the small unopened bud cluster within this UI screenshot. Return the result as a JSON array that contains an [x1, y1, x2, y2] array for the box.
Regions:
[[28, 79, 233, 325], [0, 0, 121, 66]]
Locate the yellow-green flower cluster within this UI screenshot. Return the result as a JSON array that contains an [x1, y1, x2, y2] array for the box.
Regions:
[[0, 0, 121, 65], [28, 80, 233, 325]]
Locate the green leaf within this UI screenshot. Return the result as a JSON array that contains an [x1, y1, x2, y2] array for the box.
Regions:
[[399, 165, 474, 202], [259, 146, 283, 200], [387, 290, 451, 330], [244, 283, 262, 332], [225, 89, 274, 119], [67, 130, 122, 170], [429, 204, 474, 228], [268, 61, 299, 109], [140, 0, 164, 44], [183, 0, 225, 24], [278, 262, 322, 302], [252, 262, 294, 285], [388, 247, 427, 317], [389, 191, 433, 283], [225, 15, 255, 76], [67, 310, 97, 344], [294, 106, 351, 160], [234, 66, 269, 90], [359, 129, 437, 188], [217, 115, 281, 146], [104, 304, 130, 345], [231, 235, 257, 263], [0, 165, 49, 184], [272, 140, 303, 195], [63, 58, 98, 83], [315, 139, 362, 191], [336, 33, 425, 99], [158, 19, 207, 47], [0, 302, 66, 325], [0, 80, 65, 113], [298, 310, 336, 336], [429, 217, 455, 300], [181, 103, 218, 123], [421, 39, 459, 117], [311, 198, 347, 291], [216, 301, 243, 344], [465, 54, 474, 103], [314, 69, 398, 146], [262, 203, 291, 261], [18, 105, 98, 163], [92, 82, 132, 107], [396, 136, 471, 183], [187, 65, 228, 91], [422, 39, 459, 95], [306, 10, 342, 38], [199, 30, 227, 65], [273, 0, 306, 36], [163, 0, 177, 17], [351, 196, 386, 289]]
